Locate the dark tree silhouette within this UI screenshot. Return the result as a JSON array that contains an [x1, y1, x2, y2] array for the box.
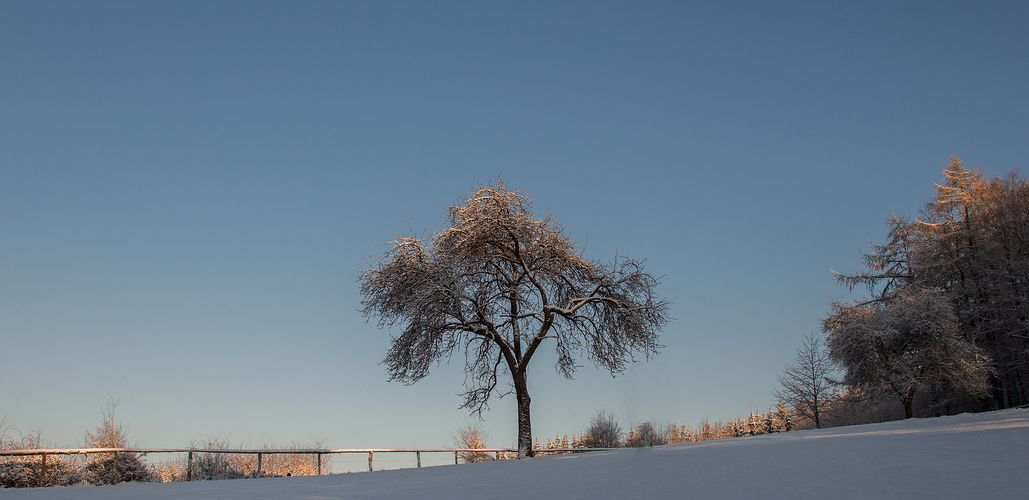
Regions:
[[359, 180, 669, 457]]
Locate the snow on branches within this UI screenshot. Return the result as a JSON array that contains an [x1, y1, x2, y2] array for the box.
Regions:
[[359, 179, 669, 457]]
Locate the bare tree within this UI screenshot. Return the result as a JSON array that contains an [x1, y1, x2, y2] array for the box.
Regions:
[[578, 411, 622, 448], [359, 180, 669, 457], [772, 332, 838, 428], [823, 288, 992, 419]]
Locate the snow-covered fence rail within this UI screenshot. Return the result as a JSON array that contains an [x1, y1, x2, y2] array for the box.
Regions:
[[0, 447, 616, 480]]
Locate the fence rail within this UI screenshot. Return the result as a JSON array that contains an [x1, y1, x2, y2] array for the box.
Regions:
[[0, 446, 615, 481]]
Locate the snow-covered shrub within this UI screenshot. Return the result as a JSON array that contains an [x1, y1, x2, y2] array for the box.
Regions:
[[154, 460, 187, 483], [82, 453, 155, 485], [185, 439, 246, 481], [230, 441, 331, 477], [0, 457, 83, 488], [81, 398, 155, 485], [0, 426, 82, 488], [453, 423, 493, 463], [190, 451, 247, 480], [158, 438, 331, 481]]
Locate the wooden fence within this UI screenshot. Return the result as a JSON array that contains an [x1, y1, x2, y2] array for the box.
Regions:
[[0, 446, 613, 482]]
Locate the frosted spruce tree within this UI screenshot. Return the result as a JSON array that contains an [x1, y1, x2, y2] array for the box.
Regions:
[[359, 180, 668, 457]]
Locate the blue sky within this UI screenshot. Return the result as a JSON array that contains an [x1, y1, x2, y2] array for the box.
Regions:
[[2, 0, 1027, 452]]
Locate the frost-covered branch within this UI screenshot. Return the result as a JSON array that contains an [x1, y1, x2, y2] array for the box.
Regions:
[[359, 179, 669, 457]]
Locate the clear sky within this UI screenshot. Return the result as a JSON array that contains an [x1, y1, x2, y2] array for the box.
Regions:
[[2, 0, 1027, 452]]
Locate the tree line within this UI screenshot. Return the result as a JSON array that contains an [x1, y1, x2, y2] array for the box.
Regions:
[[455, 405, 798, 462], [779, 157, 1027, 422]]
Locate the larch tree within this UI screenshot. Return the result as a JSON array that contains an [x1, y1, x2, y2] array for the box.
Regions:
[[772, 332, 838, 428], [359, 180, 669, 457], [914, 160, 1029, 408], [831, 157, 1029, 410]]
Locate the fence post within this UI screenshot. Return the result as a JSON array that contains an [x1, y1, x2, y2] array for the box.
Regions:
[[37, 453, 47, 487], [368, 451, 373, 472], [416, 451, 421, 468], [317, 453, 322, 475], [187, 450, 193, 481], [257, 453, 262, 476]]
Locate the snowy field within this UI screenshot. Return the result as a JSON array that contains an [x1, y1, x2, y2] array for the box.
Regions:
[[7, 408, 1028, 500]]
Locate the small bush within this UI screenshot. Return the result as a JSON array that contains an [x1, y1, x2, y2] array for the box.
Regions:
[[230, 440, 331, 477], [82, 453, 154, 486], [1, 426, 82, 488], [184, 438, 247, 481], [453, 423, 493, 463], [81, 398, 155, 485]]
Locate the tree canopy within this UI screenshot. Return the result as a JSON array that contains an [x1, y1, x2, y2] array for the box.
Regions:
[[824, 288, 991, 418], [359, 180, 668, 457], [829, 157, 1027, 413]]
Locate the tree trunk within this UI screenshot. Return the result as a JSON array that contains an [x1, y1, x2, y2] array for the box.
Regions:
[[812, 392, 821, 429], [514, 370, 534, 458], [902, 383, 917, 419]]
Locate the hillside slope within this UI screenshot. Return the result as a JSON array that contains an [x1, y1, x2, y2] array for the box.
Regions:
[[8, 408, 1028, 499]]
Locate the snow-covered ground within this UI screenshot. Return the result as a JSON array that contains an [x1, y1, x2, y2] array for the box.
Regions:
[[7, 408, 1028, 499]]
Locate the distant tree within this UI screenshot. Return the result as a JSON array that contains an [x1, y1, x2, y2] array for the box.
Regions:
[[763, 408, 776, 434], [662, 422, 692, 444], [625, 423, 665, 447], [745, 410, 761, 436], [823, 288, 992, 418], [699, 419, 713, 441], [774, 401, 793, 432], [727, 418, 742, 438], [359, 180, 669, 457], [578, 411, 623, 449], [773, 332, 838, 428]]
